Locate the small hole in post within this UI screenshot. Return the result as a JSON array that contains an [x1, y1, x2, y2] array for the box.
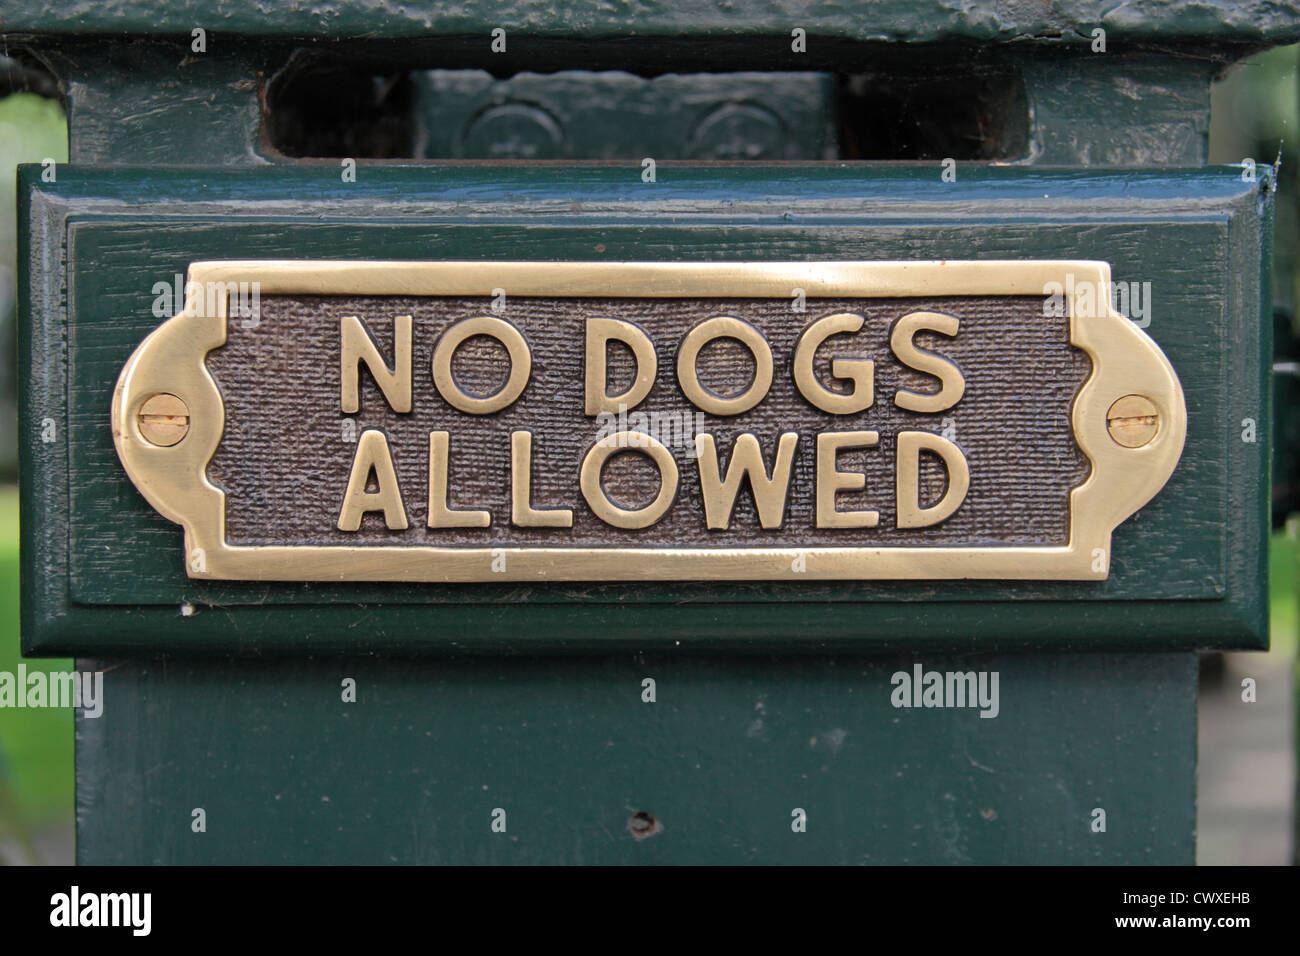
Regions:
[[628, 811, 662, 840]]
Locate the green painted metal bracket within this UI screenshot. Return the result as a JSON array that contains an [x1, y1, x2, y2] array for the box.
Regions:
[[3, 0, 1299, 45], [410, 71, 838, 161]]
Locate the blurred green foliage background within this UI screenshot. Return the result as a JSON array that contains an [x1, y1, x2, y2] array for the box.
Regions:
[[0, 91, 69, 863]]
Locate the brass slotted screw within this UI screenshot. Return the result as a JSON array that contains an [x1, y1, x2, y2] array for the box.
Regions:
[[137, 393, 190, 447], [1106, 395, 1160, 448]]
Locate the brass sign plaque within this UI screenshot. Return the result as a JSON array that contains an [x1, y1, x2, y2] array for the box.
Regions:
[[111, 260, 1185, 583]]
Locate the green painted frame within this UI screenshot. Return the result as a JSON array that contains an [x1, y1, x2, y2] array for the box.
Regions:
[[18, 164, 1273, 655]]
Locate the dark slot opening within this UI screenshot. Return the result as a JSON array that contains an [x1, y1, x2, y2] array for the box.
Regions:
[[837, 71, 1028, 161], [0, 51, 63, 101], [264, 65, 416, 159]]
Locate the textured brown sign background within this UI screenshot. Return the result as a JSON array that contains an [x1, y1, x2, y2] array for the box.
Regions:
[[206, 295, 1089, 548]]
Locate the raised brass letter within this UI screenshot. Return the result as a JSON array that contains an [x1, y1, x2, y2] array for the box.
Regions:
[[677, 317, 773, 416], [427, 431, 491, 528], [432, 316, 532, 415], [793, 313, 874, 414], [580, 431, 679, 529], [340, 314, 412, 414], [338, 429, 408, 531], [816, 431, 880, 528], [511, 431, 573, 528], [585, 318, 658, 415], [896, 431, 969, 528], [695, 432, 799, 529], [890, 311, 964, 413]]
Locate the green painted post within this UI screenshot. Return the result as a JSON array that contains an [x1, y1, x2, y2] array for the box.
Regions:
[[7, 1, 1297, 863]]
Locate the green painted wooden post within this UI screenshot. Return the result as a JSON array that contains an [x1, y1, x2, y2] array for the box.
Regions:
[[7, 1, 1298, 863]]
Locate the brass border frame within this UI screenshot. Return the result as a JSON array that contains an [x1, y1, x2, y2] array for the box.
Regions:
[[111, 260, 1186, 582]]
